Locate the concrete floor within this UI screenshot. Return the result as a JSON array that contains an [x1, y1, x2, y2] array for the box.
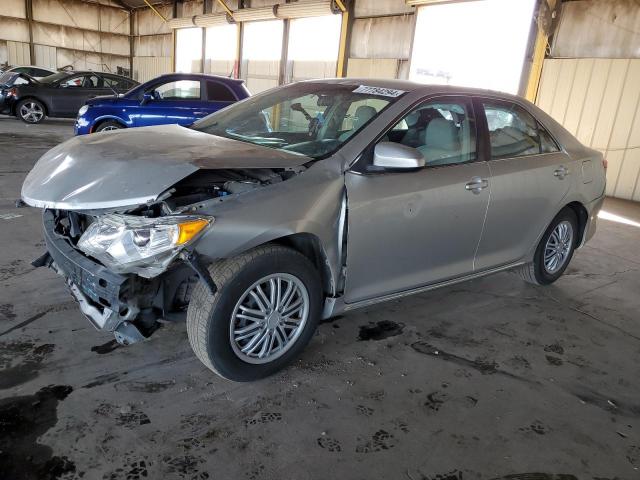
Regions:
[[1, 115, 639, 480]]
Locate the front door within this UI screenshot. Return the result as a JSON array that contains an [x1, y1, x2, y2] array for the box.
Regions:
[[131, 79, 203, 127], [52, 74, 104, 116], [344, 97, 491, 303], [473, 98, 572, 270]]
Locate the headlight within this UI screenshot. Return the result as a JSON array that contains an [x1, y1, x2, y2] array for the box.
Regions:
[[78, 105, 89, 116], [77, 214, 211, 277]]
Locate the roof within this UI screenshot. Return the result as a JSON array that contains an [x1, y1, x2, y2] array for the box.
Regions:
[[305, 77, 526, 102]]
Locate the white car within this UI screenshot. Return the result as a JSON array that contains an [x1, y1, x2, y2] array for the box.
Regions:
[[1, 65, 56, 80]]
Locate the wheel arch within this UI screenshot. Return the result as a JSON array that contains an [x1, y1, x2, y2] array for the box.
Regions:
[[13, 96, 49, 116], [267, 233, 335, 297], [92, 116, 127, 132], [564, 201, 588, 247]]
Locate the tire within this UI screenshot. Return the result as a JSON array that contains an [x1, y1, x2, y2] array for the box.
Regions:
[[516, 207, 578, 285], [17, 98, 46, 124], [95, 120, 123, 133], [186, 245, 322, 382]]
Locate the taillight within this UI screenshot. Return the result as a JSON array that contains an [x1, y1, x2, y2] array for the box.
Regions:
[[7, 87, 17, 97], [602, 158, 608, 170]]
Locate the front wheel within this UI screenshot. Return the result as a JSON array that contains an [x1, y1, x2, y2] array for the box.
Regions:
[[516, 208, 578, 285], [186, 245, 322, 382], [95, 120, 123, 132], [17, 99, 46, 124]]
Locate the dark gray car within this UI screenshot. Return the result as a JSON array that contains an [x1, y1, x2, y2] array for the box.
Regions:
[[21, 79, 606, 381]]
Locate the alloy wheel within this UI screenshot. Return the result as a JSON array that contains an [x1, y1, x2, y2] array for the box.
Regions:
[[19, 102, 44, 123], [229, 273, 309, 364], [543, 220, 573, 274]]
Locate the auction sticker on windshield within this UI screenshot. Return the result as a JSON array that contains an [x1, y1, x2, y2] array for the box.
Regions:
[[352, 85, 405, 98]]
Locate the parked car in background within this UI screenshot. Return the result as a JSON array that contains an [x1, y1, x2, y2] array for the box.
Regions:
[[0, 65, 56, 79], [21, 79, 606, 381], [75, 73, 250, 134], [6, 71, 138, 124]]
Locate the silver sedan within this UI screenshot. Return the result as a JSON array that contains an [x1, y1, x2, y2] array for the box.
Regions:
[[22, 79, 606, 381]]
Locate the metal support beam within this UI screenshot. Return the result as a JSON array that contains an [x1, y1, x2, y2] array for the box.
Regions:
[[25, 0, 35, 65], [143, 0, 168, 22], [335, 1, 352, 78], [278, 18, 290, 85], [216, 0, 234, 18], [129, 11, 135, 78]]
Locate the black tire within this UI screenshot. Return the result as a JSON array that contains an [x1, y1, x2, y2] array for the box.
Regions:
[[16, 98, 46, 124], [186, 245, 322, 382], [516, 208, 578, 285], [94, 120, 123, 132]]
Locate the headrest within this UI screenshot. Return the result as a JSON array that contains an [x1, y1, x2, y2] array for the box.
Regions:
[[424, 118, 458, 149], [353, 105, 377, 130]]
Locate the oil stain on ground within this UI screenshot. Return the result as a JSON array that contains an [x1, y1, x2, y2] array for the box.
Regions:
[[358, 320, 404, 341], [0, 341, 55, 389], [0, 384, 75, 480]]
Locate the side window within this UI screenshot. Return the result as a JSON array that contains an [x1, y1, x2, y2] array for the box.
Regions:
[[153, 80, 201, 100], [385, 99, 477, 167], [60, 75, 85, 88], [84, 75, 101, 88], [482, 101, 543, 159], [32, 68, 52, 77], [539, 123, 560, 153], [206, 81, 236, 102], [12, 67, 29, 74]]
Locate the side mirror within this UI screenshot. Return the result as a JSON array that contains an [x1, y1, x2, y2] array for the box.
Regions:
[[141, 92, 154, 105], [373, 142, 425, 169]]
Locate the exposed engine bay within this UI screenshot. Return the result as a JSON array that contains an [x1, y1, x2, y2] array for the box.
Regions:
[[114, 167, 304, 217]]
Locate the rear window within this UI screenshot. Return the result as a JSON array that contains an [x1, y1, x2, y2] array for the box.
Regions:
[[207, 81, 236, 102]]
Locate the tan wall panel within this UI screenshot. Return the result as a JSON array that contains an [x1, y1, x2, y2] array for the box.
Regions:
[[346, 58, 399, 79], [562, 59, 594, 135], [575, 59, 611, 147], [7, 41, 30, 65], [35, 44, 57, 69], [0, 17, 30, 43], [537, 57, 640, 201]]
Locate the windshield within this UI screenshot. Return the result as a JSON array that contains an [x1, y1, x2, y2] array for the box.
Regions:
[[39, 72, 69, 84], [192, 83, 403, 159]]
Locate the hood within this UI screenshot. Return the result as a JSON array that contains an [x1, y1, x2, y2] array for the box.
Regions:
[[86, 94, 121, 105], [21, 124, 309, 211]]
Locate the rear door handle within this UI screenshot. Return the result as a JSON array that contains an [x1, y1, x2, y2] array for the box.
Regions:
[[465, 177, 489, 194], [554, 166, 569, 179]]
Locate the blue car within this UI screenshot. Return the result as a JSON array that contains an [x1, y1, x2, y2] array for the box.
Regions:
[[75, 73, 250, 135]]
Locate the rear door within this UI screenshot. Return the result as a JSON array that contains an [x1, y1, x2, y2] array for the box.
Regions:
[[131, 79, 203, 127], [200, 79, 238, 118], [473, 98, 572, 270]]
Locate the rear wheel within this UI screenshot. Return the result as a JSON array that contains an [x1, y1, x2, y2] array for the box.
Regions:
[[17, 99, 45, 124], [516, 208, 578, 285], [186, 245, 322, 382], [95, 120, 123, 133]]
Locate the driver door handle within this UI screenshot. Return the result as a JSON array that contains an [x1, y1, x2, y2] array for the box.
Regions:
[[465, 177, 489, 194], [554, 166, 570, 179]]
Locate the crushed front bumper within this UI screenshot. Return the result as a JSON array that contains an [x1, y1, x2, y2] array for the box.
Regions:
[[40, 210, 146, 344]]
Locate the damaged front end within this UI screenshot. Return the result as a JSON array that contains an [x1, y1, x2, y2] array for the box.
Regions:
[[31, 166, 304, 345]]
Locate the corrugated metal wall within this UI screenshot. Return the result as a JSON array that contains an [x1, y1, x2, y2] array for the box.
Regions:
[[132, 56, 172, 82], [537, 58, 640, 201]]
